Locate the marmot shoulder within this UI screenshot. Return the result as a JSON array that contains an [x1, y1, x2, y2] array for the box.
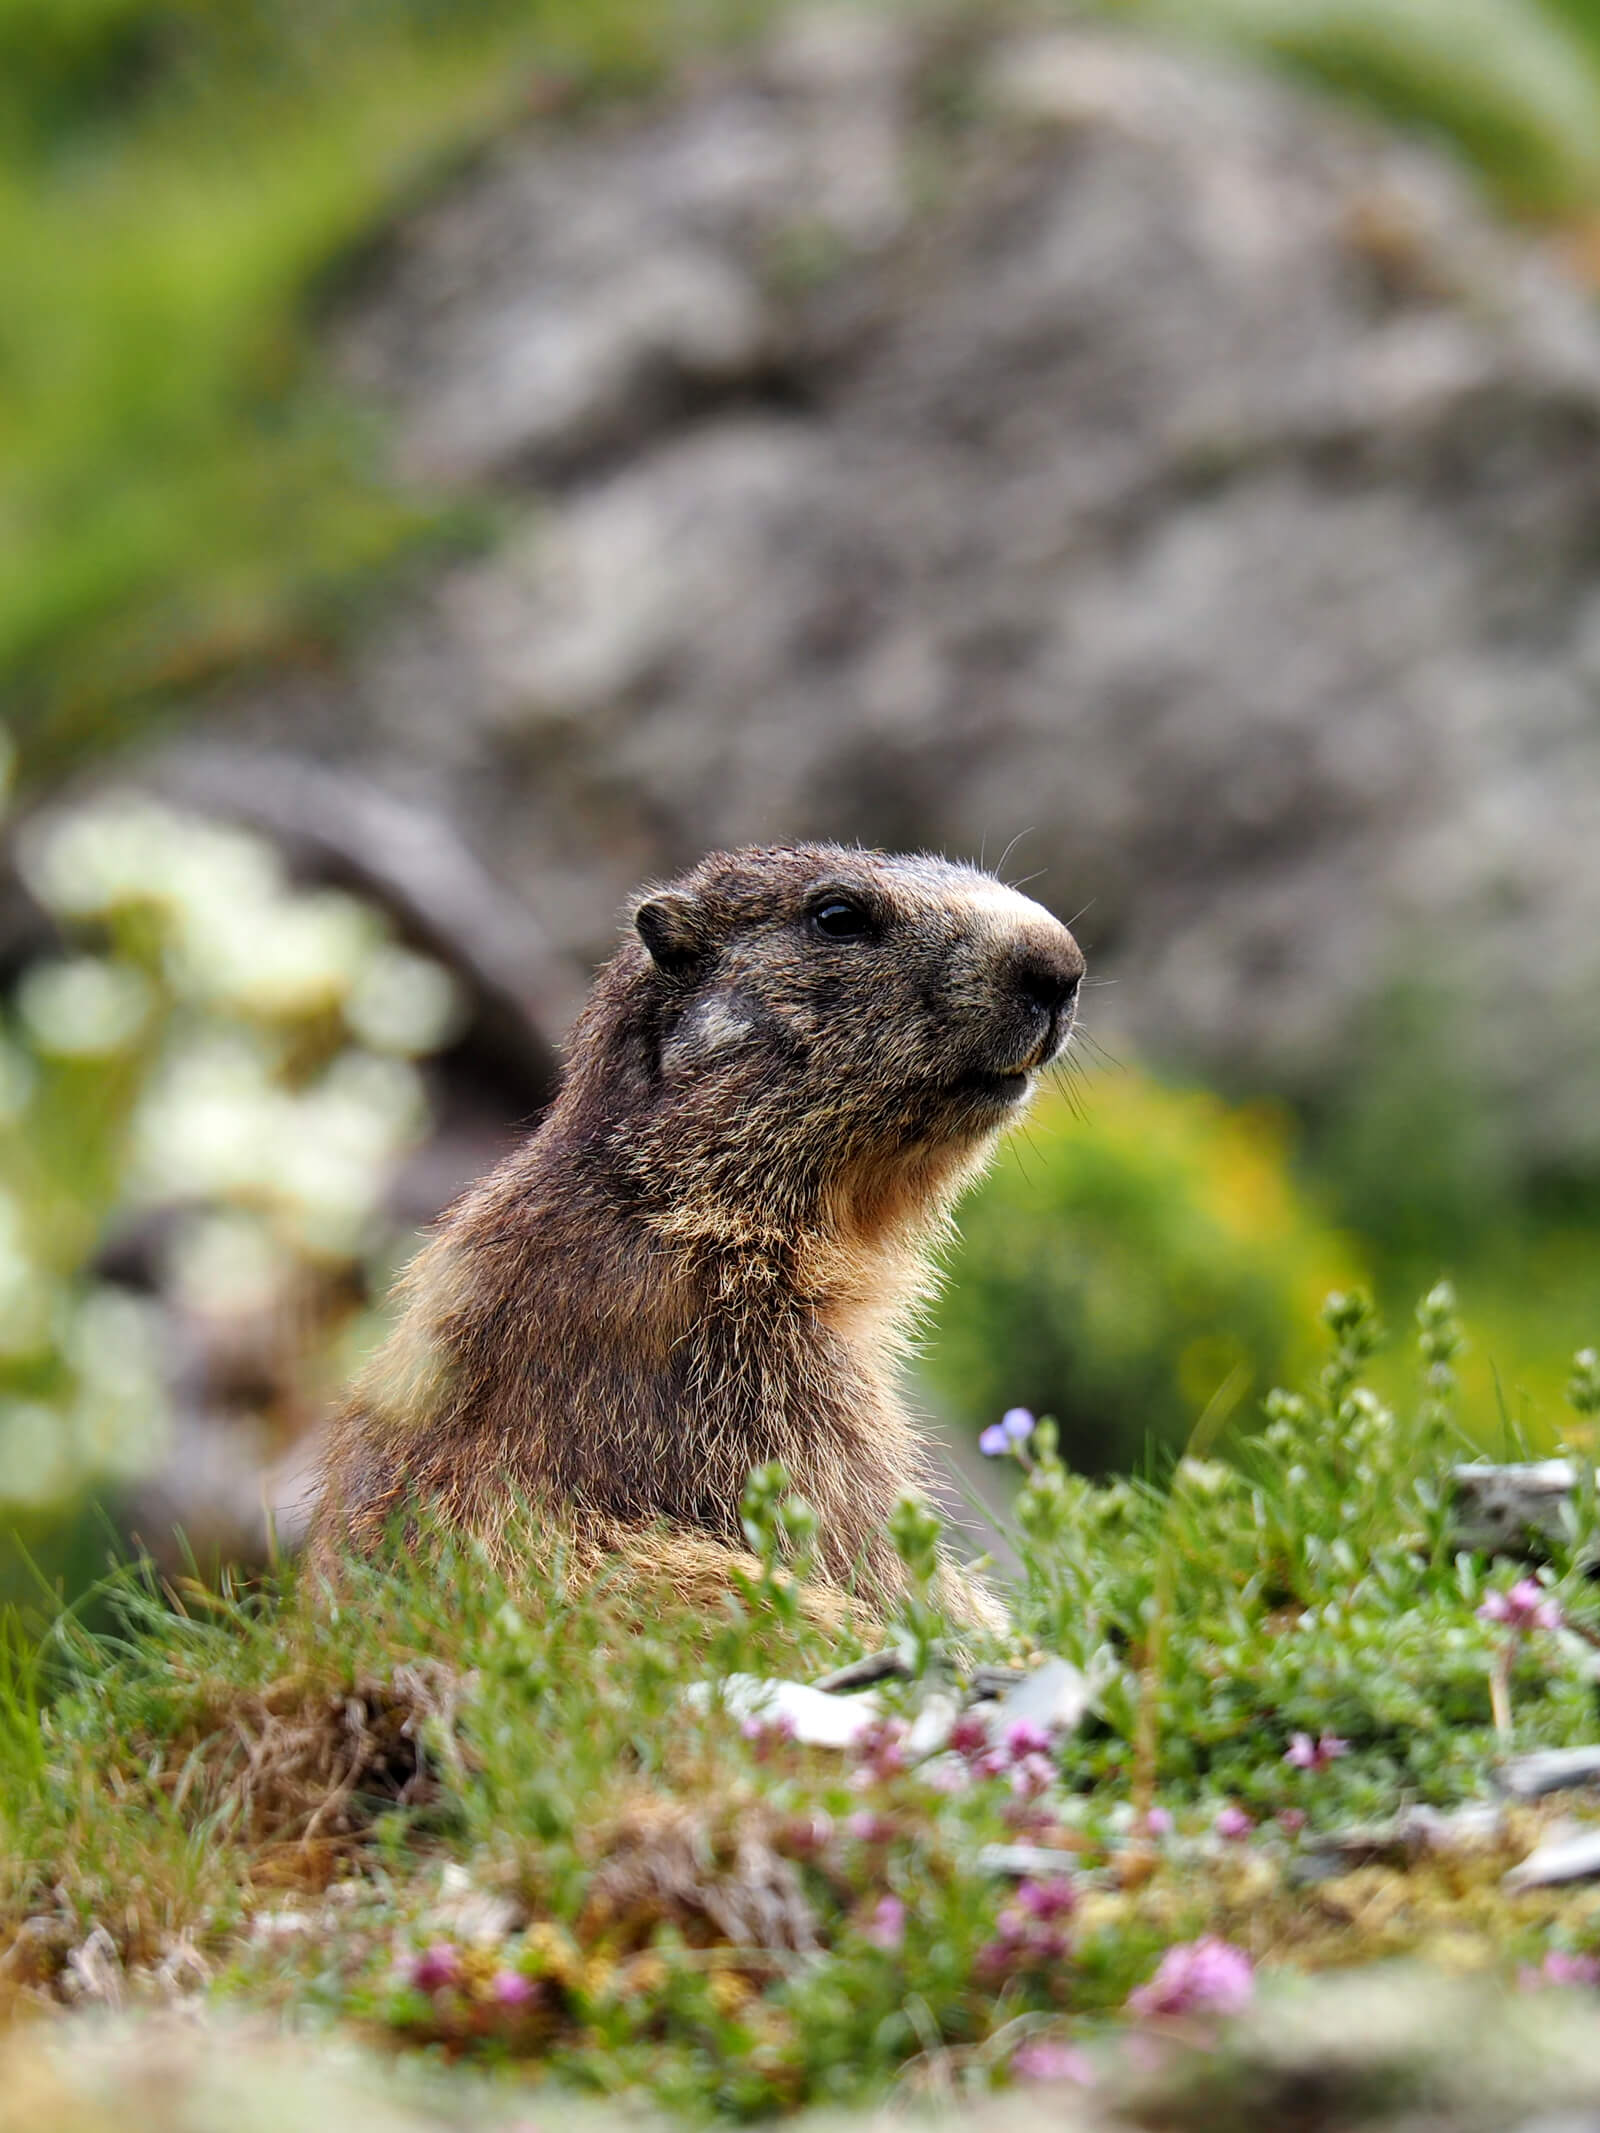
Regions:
[[311, 844, 1085, 1624]]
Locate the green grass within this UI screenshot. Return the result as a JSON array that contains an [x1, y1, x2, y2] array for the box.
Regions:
[[5, 1289, 1600, 2112]]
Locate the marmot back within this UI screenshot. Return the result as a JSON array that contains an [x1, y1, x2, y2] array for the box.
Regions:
[[311, 845, 1085, 1622]]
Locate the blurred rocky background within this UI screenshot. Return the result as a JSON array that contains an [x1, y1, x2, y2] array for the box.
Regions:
[[4, 0, 1600, 1590]]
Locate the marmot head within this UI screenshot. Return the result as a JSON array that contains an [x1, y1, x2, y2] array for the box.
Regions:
[[566, 845, 1085, 1240]]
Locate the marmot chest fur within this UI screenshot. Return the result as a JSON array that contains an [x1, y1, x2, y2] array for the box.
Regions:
[[312, 845, 1085, 1611]]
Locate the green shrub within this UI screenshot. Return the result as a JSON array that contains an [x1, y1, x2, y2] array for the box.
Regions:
[[925, 1072, 1359, 1471]]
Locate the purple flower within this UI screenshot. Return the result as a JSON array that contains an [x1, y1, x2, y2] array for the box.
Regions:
[[1010, 1752, 1058, 1800], [852, 1717, 909, 1781], [847, 1808, 896, 1843], [1518, 1950, 1600, 1990], [980, 1408, 1036, 1457], [1141, 1806, 1174, 1838], [1213, 1803, 1253, 1841], [1284, 1731, 1349, 1772], [1003, 1717, 1054, 1761], [1479, 1579, 1563, 1634], [1015, 1876, 1076, 1922], [1012, 2037, 1095, 2085], [866, 1894, 906, 1950], [409, 1943, 462, 1994], [978, 1921, 1070, 1977], [978, 1885, 1075, 1977], [492, 1969, 540, 2008], [1127, 1936, 1255, 2020], [948, 1711, 993, 1760], [741, 1711, 797, 1758], [925, 1757, 971, 1794]]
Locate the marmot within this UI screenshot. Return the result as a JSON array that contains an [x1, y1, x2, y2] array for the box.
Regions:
[[311, 845, 1085, 1625]]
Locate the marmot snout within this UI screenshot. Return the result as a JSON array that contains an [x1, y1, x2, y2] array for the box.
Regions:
[[312, 845, 1085, 1621]]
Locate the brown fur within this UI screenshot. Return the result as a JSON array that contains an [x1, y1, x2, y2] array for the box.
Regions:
[[310, 845, 1085, 1627]]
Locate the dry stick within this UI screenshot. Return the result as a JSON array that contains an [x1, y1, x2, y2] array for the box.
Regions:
[[1490, 1649, 1514, 1746], [1130, 1363, 1254, 1838]]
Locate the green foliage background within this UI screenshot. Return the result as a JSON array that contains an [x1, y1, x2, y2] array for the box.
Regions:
[[926, 1079, 1357, 1473], [929, 1068, 1598, 1472]]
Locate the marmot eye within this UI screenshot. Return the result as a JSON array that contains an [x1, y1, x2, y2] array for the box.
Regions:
[[810, 897, 874, 941]]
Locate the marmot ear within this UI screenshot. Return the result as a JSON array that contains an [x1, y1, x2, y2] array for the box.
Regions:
[[635, 891, 706, 976]]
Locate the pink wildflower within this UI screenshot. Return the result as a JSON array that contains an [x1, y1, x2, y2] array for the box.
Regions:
[[741, 1711, 797, 1758], [978, 1884, 1075, 1977], [409, 1943, 462, 1994], [1518, 1950, 1600, 1990], [1012, 2037, 1096, 2085], [865, 1894, 906, 1950], [1127, 1936, 1255, 2020], [846, 1808, 896, 1844], [1015, 1876, 1076, 1922], [1479, 1579, 1563, 1633], [1213, 1803, 1253, 1840], [948, 1711, 992, 1760], [1003, 1717, 1055, 1761], [1011, 1752, 1057, 1800], [925, 1757, 971, 1794], [1141, 1806, 1174, 1838], [853, 1717, 909, 1782], [491, 1969, 540, 2008], [1284, 1731, 1349, 1772]]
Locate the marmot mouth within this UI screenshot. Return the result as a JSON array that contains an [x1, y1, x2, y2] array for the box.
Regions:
[[952, 1067, 1032, 1105]]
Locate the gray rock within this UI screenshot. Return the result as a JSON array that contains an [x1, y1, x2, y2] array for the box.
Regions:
[[189, 9, 1600, 1165], [1292, 1801, 1506, 1884], [1496, 1745, 1600, 1801], [1452, 1461, 1593, 1556], [975, 1842, 1079, 1880], [1505, 1825, 1600, 1890], [987, 1655, 1095, 1736], [681, 1672, 884, 1747]]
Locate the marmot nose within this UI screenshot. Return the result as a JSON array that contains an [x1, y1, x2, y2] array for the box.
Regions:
[[1013, 942, 1084, 1018]]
